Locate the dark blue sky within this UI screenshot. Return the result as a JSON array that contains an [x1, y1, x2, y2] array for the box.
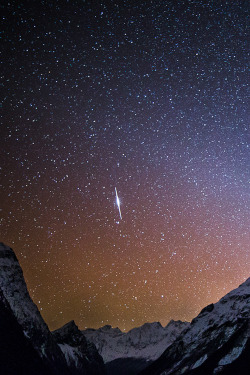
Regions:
[[2, 0, 249, 331]]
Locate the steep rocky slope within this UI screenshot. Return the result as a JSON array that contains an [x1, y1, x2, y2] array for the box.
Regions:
[[140, 277, 250, 375], [0, 242, 105, 375], [0, 288, 52, 375], [52, 320, 105, 375], [0, 242, 68, 374]]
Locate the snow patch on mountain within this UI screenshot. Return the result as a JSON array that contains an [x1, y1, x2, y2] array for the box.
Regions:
[[58, 344, 80, 367]]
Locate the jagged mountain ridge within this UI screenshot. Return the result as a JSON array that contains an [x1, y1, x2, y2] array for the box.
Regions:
[[0, 242, 105, 375], [0, 242, 67, 374], [140, 277, 250, 375], [1, 242, 249, 375], [52, 320, 105, 375], [81, 320, 189, 374], [82, 320, 189, 364]]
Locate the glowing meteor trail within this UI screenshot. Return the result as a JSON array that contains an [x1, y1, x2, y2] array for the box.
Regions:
[[115, 187, 122, 220]]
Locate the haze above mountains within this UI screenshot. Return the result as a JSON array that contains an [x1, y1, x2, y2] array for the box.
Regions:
[[0, 242, 249, 375]]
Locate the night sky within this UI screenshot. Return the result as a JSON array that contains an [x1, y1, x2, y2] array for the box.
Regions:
[[1, 0, 249, 332]]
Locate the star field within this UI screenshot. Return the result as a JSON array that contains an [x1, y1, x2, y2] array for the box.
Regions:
[[1, 0, 250, 331]]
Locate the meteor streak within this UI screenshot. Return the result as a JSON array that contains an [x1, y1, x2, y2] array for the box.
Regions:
[[115, 187, 122, 220]]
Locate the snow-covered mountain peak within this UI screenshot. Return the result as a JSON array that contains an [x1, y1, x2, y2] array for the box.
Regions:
[[188, 277, 250, 336], [52, 320, 105, 374], [220, 277, 250, 301], [0, 242, 50, 341], [166, 319, 185, 328], [82, 319, 189, 363], [52, 320, 83, 345], [0, 242, 13, 251], [84, 324, 124, 339], [141, 321, 162, 329], [0, 242, 106, 374], [140, 277, 250, 375], [99, 324, 123, 334], [100, 324, 113, 330], [0, 243, 72, 371]]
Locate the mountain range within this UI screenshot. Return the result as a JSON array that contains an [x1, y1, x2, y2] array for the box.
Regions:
[[82, 320, 189, 374], [0, 242, 105, 375], [0, 242, 249, 374], [140, 277, 250, 375]]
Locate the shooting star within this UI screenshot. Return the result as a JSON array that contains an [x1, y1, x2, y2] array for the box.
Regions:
[[115, 187, 122, 220]]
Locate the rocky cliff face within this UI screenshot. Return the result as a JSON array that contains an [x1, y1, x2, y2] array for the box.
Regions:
[[52, 320, 105, 375], [0, 242, 68, 374], [0, 288, 51, 375], [140, 277, 250, 375], [0, 242, 105, 375]]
